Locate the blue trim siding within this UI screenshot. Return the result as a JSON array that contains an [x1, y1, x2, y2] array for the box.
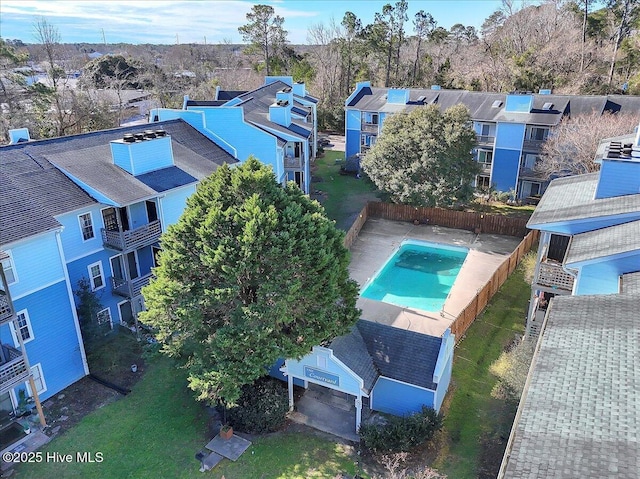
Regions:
[[371, 377, 435, 416], [160, 185, 196, 229], [6, 281, 86, 401], [434, 356, 452, 412], [492, 149, 521, 192], [529, 212, 640, 235], [5, 231, 66, 299], [346, 129, 360, 159], [268, 358, 304, 387], [574, 253, 640, 296], [595, 160, 640, 199]]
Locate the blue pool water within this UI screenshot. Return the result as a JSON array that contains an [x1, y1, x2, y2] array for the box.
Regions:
[[360, 240, 468, 312]]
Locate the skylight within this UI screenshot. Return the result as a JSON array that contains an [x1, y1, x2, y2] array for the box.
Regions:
[[491, 100, 503, 108]]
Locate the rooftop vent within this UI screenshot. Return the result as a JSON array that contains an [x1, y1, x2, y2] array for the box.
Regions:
[[123, 133, 135, 143], [281, 87, 292, 93], [416, 95, 426, 102], [542, 102, 554, 111], [491, 100, 503, 108], [144, 130, 157, 139], [276, 99, 289, 107], [134, 133, 145, 141], [155, 129, 167, 137]]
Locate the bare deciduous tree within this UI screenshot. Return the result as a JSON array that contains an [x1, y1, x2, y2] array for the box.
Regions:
[[537, 111, 639, 178]]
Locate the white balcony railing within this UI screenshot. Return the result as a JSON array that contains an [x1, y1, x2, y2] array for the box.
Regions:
[[535, 262, 575, 292], [101, 220, 162, 251]]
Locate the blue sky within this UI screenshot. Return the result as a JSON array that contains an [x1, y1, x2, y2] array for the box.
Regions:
[[1, 1, 512, 45]]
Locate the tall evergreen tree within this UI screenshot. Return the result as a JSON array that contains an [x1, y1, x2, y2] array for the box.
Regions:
[[361, 104, 479, 207], [140, 158, 360, 405]]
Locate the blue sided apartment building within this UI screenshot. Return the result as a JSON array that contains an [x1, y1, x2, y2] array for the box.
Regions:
[[344, 83, 640, 200], [498, 126, 640, 478], [149, 76, 318, 194], [1, 121, 237, 450]]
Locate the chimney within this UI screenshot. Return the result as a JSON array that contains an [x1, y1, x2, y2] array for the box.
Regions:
[[110, 132, 174, 175], [8, 128, 31, 144], [292, 81, 306, 97], [269, 100, 291, 127]]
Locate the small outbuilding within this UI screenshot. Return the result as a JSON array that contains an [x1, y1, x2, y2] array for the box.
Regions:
[[279, 320, 454, 432]]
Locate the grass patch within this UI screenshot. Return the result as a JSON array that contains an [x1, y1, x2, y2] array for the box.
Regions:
[[468, 200, 535, 218], [312, 150, 380, 230], [214, 433, 361, 478], [17, 357, 207, 479], [16, 358, 362, 479], [435, 265, 530, 479]]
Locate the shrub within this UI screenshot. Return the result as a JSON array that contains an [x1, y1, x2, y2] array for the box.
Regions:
[[490, 338, 535, 402], [225, 377, 289, 433], [359, 406, 443, 453]]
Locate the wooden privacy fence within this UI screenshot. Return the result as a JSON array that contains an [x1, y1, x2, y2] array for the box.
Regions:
[[449, 229, 538, 341], [342, 201, 539, 342], [367, 202, 531, 237]]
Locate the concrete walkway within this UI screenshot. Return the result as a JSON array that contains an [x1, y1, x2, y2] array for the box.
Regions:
[[350, 217, 522, 337]]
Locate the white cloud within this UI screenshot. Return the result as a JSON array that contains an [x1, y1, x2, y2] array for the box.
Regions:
[[1, 0, 320, 44]]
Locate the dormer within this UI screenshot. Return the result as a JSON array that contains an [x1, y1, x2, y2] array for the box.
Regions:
[[387, 88, 410, 105], [110, 130, 174, 176], [505, 93, 533, 113], [269, 100, 291, 127], [8, 128, 31, 144]]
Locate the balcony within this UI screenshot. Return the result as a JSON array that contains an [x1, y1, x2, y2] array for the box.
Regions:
[[284, 155, 303, 169], [534, 262, 575, 292], [523, 138, 545, 151], [101, 220, 161, 252], [111, 273, 153, 299], [0, 292, 13, 324], [479, 162, 492, 174], [361, 123, 379, 133], [476, 135, 495, 147], [0, 344, 29, 395]]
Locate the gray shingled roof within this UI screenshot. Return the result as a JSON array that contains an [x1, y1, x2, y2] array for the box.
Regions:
[[330, 324, 379, 394], [565, 220, 640, 265], [358, 320, 442, 390], [621, 271, 640, 294], [234, 81, 313, 141], [0, 119, 236, 244], [526, 173, 640, 228], [347, 88, 639, 126], [501, 293, 640, 479], [330, 320, 444, 393]]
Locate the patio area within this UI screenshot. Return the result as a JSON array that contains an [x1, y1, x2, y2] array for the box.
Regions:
[[349, 217, 523, 337]]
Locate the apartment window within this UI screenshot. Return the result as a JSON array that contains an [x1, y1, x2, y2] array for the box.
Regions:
[[12, 310, 34, 344], [88, 261, 105, 291], [96, 307, 112, 326], [529, 127, 549, 141], [523, 154, 539, 169], [78, 212, 95, 241], [0, 251, 17, 284], [478, 150, 493, 164], [29, 364, 47, 395], [476, 175, 491, 189]]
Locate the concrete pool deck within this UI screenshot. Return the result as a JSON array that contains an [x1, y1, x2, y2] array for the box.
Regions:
[[349, 217, 523, 337]]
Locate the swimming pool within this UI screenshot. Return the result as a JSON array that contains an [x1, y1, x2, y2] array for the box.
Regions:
[[360, 240, 468, 312]]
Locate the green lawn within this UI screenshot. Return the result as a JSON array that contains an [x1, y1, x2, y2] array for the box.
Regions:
[[311, 151, 380, 230], [16, 357, 361, 479], [435, 265, 529, 478]]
